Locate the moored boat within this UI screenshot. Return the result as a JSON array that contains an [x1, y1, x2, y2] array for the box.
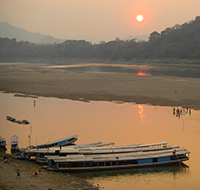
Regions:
[[46, 147, 190, 171], [6, 116, 16, 122], [0, 137, 7, 151], [6, 116, 30, 124], [31, 134, 78, 149], [18, 135, 78, 159], [22, 141, 115, 162], [11, 135, 19, 153], [20, 141, 174, 163]]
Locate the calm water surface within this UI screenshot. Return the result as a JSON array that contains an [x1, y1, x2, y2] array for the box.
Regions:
[[0, 92, 200, 190]]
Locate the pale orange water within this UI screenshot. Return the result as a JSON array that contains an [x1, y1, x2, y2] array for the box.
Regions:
[[0, 92, 200, 190]]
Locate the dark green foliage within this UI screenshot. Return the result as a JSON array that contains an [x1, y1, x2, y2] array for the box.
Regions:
[[0, 16, 200, 61]]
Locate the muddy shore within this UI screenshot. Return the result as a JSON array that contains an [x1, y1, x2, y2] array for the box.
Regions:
[[0, 152, 98, 190]]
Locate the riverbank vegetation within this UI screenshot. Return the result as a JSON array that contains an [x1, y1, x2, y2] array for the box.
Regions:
[[0, 17, 200, 63]]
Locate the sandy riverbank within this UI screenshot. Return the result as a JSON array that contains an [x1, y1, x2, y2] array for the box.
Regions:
[[0, 152, 98, 190], [0, 62, 199, 109]]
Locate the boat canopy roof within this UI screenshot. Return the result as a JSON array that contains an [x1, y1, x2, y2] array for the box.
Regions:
[[11, 135, 18, 143], [60, 145, 179, 154], [25, 142, 177, 154], [34, 135, 78, 147], [24, 141, 115, 153], [0, 137, 6, 142], [50, 149, 190, 163]]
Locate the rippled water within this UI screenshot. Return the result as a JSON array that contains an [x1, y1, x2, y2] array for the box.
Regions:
[[0, 92, 200, 189]]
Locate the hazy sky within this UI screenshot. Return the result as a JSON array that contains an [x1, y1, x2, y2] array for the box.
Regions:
[[0, 0, 199, 43]]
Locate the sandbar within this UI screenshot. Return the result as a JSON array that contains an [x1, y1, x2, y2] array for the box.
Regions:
[[0, 62, 199, 109]]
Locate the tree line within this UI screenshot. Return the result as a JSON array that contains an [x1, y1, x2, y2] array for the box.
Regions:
[[0, 16, 200, 61]]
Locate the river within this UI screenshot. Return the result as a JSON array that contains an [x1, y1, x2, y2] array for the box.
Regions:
[[0, 92, 200, 189]]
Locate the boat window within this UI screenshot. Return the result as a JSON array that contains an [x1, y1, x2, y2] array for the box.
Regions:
[[78, 162, 85, 167], [131, 160, 138, 165], [153, 158, 157, 163], [119, 161, 126, 165], [92, 162, 99, 167], [170, 155, 176, 160], [71, 162, 79, 167], [85, 162, 92, 167], [112, 161, 118, 166], [105, 162, 110, 166], [99, 162, 104, 166]]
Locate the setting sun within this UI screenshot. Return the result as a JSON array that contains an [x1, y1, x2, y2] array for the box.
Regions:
[[136, 15, 144, 22]]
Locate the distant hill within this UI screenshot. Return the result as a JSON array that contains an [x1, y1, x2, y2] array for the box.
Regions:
[[0, 22, 149, 44], [0, 16, 200, 62], [123, 34, 149, 42], [0, 22, 66, 44]]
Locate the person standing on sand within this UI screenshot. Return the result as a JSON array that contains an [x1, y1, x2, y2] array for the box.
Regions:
[[3, 153, 7, 163], [16, 169, 20, 179], [35, 168, 37, 176], [38, 165, 41, 173]]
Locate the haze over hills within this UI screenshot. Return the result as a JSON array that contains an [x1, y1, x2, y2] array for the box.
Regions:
[[0, 22, 149, 44], [0, 16, 200, 62], [0, 22, 66, 44]]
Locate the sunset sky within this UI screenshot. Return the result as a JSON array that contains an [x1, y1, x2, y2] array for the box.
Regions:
[[0, 0, 199, 43]]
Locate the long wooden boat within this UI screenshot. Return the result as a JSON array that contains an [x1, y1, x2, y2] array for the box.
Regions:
[[6, 116, 30, 124], [31, 135, 78, 149], [22, 141, 115, 162], [18, 135, 78, 158], [46, 147, 190, 171], [23, 141, 167, 161]]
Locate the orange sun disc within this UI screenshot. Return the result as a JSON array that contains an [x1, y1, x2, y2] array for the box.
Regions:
[[136, 15, 144, 22]]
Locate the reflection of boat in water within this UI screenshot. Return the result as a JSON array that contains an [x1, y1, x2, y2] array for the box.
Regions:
[[11, 135, 19, 153], [45, 142, 190, 172], [0, 137, 7, 151], [6, 116, 30, 125], [74, 163, 189, 178]]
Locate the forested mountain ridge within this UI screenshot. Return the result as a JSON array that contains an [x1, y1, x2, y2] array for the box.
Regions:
[[0, 16, 200, 61]]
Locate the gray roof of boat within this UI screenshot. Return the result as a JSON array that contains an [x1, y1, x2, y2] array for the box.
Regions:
[[76, 141, 168, 150], [26, 142, 173, 154], [47, 148, 190, 162], [0, 137, 6, 142], [64, 141, 168, 151], [51, 149, 190, 162], [70, 141, 102, 147], [60, 144, 179, 154], [27, 145, 178, 154], [35, 135, 78, 147], [25, 141, 107, 153]]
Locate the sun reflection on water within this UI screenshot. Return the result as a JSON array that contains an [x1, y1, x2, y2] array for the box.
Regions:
[[137, 104, 146, 124]]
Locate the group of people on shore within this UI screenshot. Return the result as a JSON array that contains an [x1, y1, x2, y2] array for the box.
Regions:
[[173, 107, 191, 117]]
